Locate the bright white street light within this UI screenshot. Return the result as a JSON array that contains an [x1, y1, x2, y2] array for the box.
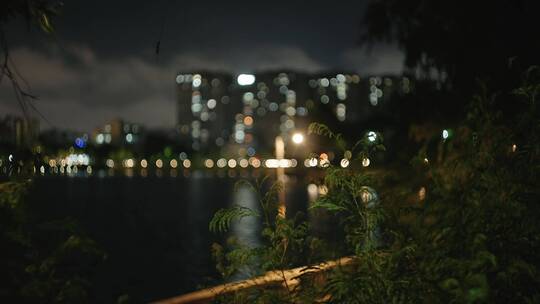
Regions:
[[367, 131, 377, 142], [442, 129, 449, 139], [292, 133, 304, 144], [237, 74, 255, 86]]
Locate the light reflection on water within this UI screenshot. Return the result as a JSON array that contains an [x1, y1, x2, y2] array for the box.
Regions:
[[232, 183, 261, 248], [230, 183, 262, 281]]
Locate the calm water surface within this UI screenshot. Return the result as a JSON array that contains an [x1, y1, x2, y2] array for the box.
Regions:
[[28, 172, 309, 302]]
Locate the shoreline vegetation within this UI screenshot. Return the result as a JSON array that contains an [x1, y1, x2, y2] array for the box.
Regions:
[[188, 69, 540, 303]]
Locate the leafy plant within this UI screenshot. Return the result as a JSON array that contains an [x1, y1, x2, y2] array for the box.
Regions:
[[0, 180, 106, 303], [209, 67, 540, 303]]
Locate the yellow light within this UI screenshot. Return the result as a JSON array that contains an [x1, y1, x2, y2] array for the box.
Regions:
[[290, 159, 298, 167], [362, 158, 370, 167], [360, 189, 372, 203], [419, 187, 426, 201], [239, 159, 249, 168], [156, 159, 163, 168], [227, 159, 237, 168], [318, 185, 328, 196], [340, 158, 349, 168], [265, 159, 279, 168], [140, 159, 148, 168], [292, 133, 304, 144], [183, 159, 191, 168], [125, 158, 134, 168], [265, 159, 294, 168], [205, 159, 214, 168], [279, 159, 292, 168], [319, 159, 330, 168], [170, 159, 178, 168]]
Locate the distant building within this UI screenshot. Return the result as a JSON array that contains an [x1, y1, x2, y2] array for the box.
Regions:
[[176, 71, 414, 156], [0, 115, 40, 148], [92, 118, 143, 147]]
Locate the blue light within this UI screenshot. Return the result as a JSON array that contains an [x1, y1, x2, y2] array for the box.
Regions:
[[247, 147, 256, 157], [75, 137, 86, 148]]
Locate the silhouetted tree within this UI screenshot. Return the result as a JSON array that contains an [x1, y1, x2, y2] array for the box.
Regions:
[[1, 0, 61, 131], [362, 0, 540, 95]]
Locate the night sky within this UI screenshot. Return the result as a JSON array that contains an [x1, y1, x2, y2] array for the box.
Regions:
[[0, 0, 403, 132]]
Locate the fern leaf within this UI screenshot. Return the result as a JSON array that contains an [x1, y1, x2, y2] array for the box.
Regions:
[[308, 123, 335, 138], [309, 200, 347, 212], [209, 206, 259, 233]]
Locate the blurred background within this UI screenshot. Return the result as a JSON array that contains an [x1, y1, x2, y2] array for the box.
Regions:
[[1, 0, 539, 302]]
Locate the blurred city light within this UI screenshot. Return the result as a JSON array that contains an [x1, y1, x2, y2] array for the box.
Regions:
[[319, 159, 330, 168], [237, 74, 255, 86], [183, 159, 191, 168], [204, 159, 214, 168], [265, 159, 295, 168], [75, 137, 86, 148], [318, 185, 329, 196], [367, 131, 377, 142], [362, 158, 370, 167], [249, 157, 261, 168], [106, 159, 114, 168], [442, 129, 449, 139], [292, 133, 304, 144], [217, 158, 227, 168], [124, 158, 134, 168], [239, 159, 249, 168], [307, 184, 318, 202], [419, 187, 426, 201]]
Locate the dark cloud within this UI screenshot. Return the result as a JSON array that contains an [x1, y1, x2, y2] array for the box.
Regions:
[[341, 44, 405, 75]]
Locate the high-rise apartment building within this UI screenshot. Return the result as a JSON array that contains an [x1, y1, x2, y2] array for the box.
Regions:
[[176, 71, 413, 156]]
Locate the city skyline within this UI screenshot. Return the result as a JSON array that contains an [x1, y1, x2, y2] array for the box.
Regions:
[[1, 68, 406, 135]]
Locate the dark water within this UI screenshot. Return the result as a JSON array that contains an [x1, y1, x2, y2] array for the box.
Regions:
[[27, 172, 309, 303]]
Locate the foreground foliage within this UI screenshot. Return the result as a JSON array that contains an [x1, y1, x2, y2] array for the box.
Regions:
[[209, 68, 540, 303], [0, 180, 105, 303]]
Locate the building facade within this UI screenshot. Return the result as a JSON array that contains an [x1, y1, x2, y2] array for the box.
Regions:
[[176, 71, 413, 157]]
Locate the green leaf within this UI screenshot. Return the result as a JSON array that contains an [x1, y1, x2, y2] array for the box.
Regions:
[[309, 200, 347, 212], [39, 13, 54, 34], [209, 206, 259, 233]]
